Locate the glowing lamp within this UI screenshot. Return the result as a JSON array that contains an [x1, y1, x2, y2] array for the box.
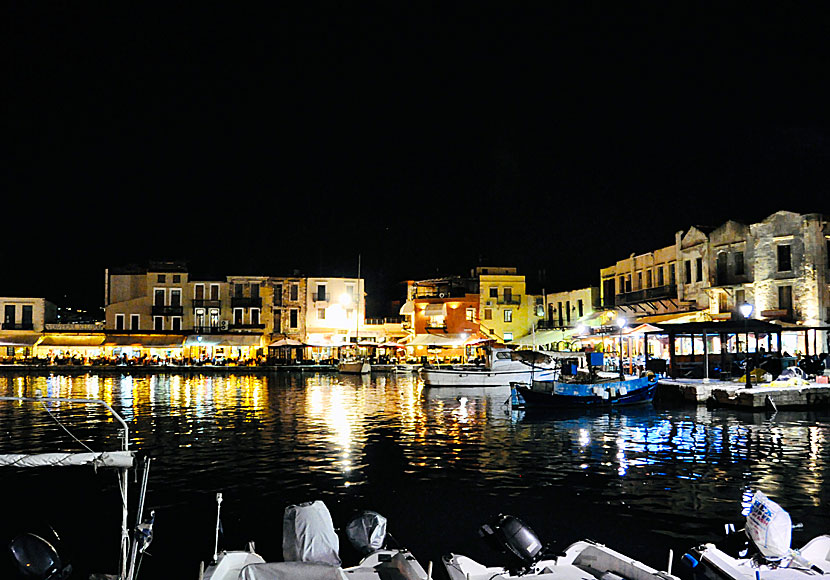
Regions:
[[739, 302, 753, 319]]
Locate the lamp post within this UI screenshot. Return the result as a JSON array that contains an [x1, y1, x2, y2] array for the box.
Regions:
[[616, 316, 626, 381], [739, 302, 754, 388]]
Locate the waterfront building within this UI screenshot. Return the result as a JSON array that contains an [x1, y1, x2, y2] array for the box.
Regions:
[[0, 297, 56, 360], [516, 286, 601, 350], [477, 267, 543, 344], [600, 211, 829, 360]]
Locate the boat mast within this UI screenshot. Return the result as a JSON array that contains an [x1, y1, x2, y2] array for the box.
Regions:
[[356, 254, 361, 352]]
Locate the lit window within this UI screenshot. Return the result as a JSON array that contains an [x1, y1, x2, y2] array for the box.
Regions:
[[504, 332, 513, 341], [504, 309, 513, 323], [318, 308, 326, 320], [466, 308, 475, 321]]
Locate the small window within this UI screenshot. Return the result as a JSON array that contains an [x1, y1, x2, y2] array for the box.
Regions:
[[130, 314, 139, 330], [289, 308, 299, 328], [157, 274, 166, 283], [172, 275, 181, 283], [484, 308, 492, 320], [777, 245, 792, 272], [318, 308, 326, 320], [696, 257, 703, 282], [115, 314, 125, 330], [466, 308, 475, 322], [669, 263, 676, 285], [504, 309, 513, 323], [504, 332, 513, 342], [657, 266, 664, 287], [685, 260, 692, 284], [735, 252, 745, 275], [489, 288, 498, 298], [290, 284, 299, 301]]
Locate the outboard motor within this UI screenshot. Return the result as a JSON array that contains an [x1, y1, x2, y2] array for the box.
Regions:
[[345, 510, 388, 555], [479, 514, 544, 574], [8, 533, 72, 580]]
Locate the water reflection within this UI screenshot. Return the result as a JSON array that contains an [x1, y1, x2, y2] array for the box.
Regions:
[[0, 372, 828, 578]]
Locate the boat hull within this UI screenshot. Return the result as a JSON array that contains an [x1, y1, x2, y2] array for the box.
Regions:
[[338, 361, 371, 374], [512, 375, 658, 409], [420, 366, 557, 387]]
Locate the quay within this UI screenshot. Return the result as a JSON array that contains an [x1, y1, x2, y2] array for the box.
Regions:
[[657, 377, 830, 411], [0, 362, 339, 376]]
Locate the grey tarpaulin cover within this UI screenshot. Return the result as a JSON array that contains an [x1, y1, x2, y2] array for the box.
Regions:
[[240, 562, 346, 580], [345, 511, 387, 554], [282, 501, 341, 566]]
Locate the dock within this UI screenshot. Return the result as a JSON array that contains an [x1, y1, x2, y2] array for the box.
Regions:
[[657, 377, 830, 411]]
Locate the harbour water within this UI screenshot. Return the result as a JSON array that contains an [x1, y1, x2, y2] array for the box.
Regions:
[[1, 371, 828, 579]]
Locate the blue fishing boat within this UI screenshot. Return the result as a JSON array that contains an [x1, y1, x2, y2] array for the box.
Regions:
[[511, 373, 658, 410]]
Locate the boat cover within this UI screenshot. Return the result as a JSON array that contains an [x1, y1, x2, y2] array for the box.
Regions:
[[283, 501, 341, 566], [240, 562, 346, 580], [345, 511, 387, 554], [0, 451, 134, 468], [746, 491, 792, 558]]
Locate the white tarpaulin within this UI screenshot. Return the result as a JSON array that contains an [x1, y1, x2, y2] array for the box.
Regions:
[[283, 501, 341, 566], [0, 451, 134, 468], [240, 562, 346, 580]]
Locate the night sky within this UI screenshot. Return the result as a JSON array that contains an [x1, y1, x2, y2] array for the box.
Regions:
[[4, 4, 828, 315]]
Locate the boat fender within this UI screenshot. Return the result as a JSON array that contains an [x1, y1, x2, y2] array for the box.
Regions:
[[681, 553, 699, 568]]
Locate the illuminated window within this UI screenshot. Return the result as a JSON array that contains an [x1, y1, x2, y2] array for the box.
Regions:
[[318, 308, 326, 320], [504, 309, 513, 323], [466, 308, 475, 321], [504, 332, 513, 341]]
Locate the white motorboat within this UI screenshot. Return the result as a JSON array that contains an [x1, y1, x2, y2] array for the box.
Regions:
[[419, 346, 557, 387], [339, 359, 371, 374], [0, 394, 154, 580], [682, 490, 830, 580], [444, 513, 680, 580], [200, 498, 432, 580]]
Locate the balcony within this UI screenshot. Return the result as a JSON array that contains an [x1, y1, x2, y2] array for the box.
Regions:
[[761, 308, 792, 321], [312, 293, 331, 303], [192, 325, 225, 334], [152, 305, 184, 316], [497, 295, 522, 305], [192, 299, 221, 309], [615, 284, 677, 306], [231, 296, 261, 308]]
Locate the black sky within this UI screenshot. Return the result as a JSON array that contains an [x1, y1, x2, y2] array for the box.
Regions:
[[3, 4, 829, 314]]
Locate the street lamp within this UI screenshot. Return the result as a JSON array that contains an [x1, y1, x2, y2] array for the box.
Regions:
[[616, 316, 626, 381], [739, 302, 754, 388]]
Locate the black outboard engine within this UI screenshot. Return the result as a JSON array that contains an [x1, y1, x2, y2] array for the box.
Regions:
[[345, 510, 388, 556], [479, 514, 544, 574], [8, 533, 72, 580]]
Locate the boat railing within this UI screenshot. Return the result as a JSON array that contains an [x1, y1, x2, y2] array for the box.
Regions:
[[0, 395, 147, 580]]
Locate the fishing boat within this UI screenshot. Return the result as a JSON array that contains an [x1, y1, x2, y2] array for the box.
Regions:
[[419, 345, 557, 387], [510, 351, 658, 410], [682, 490, 830, 580], [200, 497, 433, 579], [0, 394, 154, 580], [444, 513, 681, 580], [338, 358, 371, 374]]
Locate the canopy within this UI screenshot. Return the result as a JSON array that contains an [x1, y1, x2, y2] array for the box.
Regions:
[[398, 301, 415, 315], [422, 303, 447, 317], [184, 335, 261, 347], [270, 338, 303, 347], [107, 335, 185, 348], [38, 335, 106, 347], [0, 333, 40, 347], [406, 333, 470, 347], [512, 329, 562, 346], [0, 451, 134, 468]]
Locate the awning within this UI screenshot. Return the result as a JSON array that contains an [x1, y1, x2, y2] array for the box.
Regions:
[[269, 338, 303, 347], [407, 333, 469, 347], [184, 335, 261, 347], [0, 334, 40, 347], [512, 329, 562, 346], [106, 335, 185, 348], [422, 303, 447, 317], [635, 311, 706, 324], [399, 301, 415, 315], [38, 335, 106, 347]]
